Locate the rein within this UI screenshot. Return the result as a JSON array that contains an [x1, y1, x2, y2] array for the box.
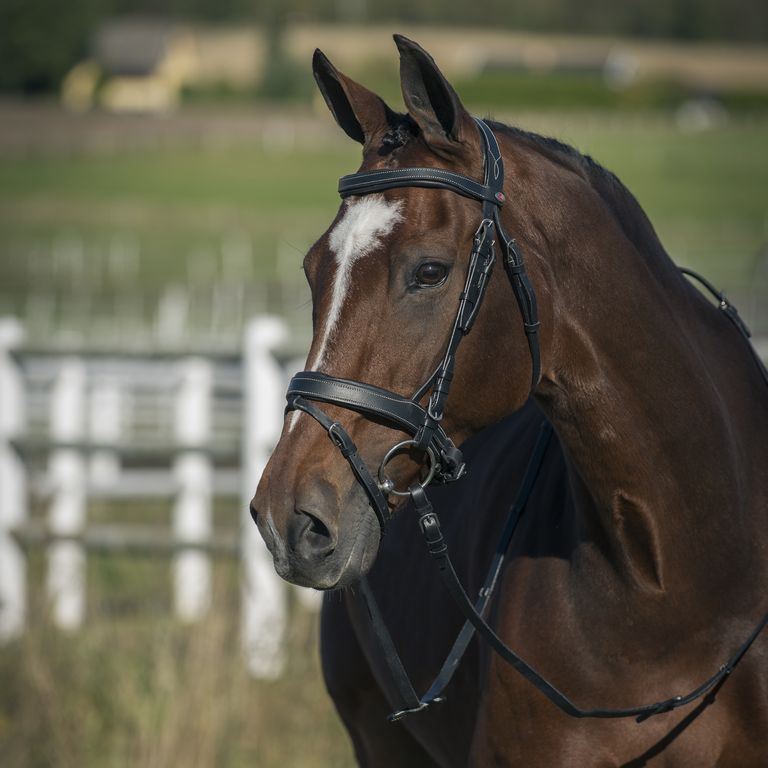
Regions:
[[285, 119, 768, 724]]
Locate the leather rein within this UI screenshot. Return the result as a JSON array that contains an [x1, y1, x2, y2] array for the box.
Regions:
[[284, 118, 768, 723]]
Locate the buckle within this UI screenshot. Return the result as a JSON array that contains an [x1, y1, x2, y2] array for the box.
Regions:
[[427, 393, 444, 423], [387, 701, 429, 722], [473, 218, 494, 248]]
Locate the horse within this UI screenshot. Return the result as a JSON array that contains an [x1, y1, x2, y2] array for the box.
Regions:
[[250, 35, 768, 766]]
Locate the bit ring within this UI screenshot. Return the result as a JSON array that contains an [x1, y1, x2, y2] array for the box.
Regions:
[[378, 439, 437, 497]]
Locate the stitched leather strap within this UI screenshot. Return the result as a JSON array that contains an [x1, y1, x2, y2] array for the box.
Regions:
[[355, 577, 429, 721], [289, 372, 431, 438], [339, 168, 503, 205], [681, 267, 768, 390], [288, 395, 391, 529], [498, 219, 541, 389], [357, 421, 553, 720], [417, 420, 553, 707], [287, 371, 462, 481], [416, 484, 768, 721]]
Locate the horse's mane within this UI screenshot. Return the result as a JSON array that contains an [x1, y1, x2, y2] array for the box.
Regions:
[[484, 118, 670, 262]]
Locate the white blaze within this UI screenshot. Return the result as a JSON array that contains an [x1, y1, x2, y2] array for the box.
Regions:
[[289, 195, 403, 432]]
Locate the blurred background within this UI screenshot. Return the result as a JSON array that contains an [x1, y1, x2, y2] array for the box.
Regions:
[[0, 1, 766, 766]]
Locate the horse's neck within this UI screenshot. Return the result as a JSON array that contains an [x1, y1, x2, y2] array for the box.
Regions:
[[534, 245, 768, 601]]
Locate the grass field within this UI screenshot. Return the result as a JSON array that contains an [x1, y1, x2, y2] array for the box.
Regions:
[[1, 110, 767, 338], [0, 556, 355, 768]]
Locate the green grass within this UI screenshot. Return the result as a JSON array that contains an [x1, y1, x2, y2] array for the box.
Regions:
[[0, 142, 358, 294], [459, 71, 688, 111], [0, 115, 765, 306], [554, 118, 768, 282], [0, 552, 355, 768]]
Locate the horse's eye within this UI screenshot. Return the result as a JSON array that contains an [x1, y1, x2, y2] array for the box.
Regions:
[[414, 262, 448, 288]]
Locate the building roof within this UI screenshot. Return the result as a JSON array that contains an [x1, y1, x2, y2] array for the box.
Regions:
[[94, 18, 176, 76]]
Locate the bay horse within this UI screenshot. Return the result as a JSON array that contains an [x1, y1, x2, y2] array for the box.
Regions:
[[250, 36, 768, 766]]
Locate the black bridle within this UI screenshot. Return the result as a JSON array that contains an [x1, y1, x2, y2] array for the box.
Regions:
[[284, 119, 768, 723], [286, 119, 540, 531]]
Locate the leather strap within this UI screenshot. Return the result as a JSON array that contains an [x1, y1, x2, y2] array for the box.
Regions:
[[339, 168, 503, 205], [415, 483, 768, 722], [289, 372, 441, 445], [415, 419, 553, 710], [288, 395, 392, 529], [498, 220, 541, 390], [681, 267, 768, 390], [355, 577, 428, 720], [287, 371, 463, 483], [356, 421, 553, 720], [414, 217, 496, 454]]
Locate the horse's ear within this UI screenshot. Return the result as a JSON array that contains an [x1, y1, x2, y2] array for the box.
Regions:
[[313, 49, 394, 145], [394, 34, 475, 156]]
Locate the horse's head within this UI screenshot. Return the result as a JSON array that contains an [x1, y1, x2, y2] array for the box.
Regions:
[[251, 37, 542, 589]]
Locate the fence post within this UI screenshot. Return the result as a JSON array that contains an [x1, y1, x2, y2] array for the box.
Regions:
[[241, 316, 288, 678], [0, 319, 27, 641], [173, 357, 213, 622], [47, 358, 87, 630], [89, 375, 122, 487]]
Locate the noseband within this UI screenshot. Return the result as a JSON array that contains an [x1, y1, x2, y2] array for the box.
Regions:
[[286, 119, 540, 529]]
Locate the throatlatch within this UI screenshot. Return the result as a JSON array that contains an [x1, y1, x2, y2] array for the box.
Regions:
[[285, 118, 768, 725]]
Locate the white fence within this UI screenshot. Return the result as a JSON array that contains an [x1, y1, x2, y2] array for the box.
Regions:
[[0, 315, 312, 678]]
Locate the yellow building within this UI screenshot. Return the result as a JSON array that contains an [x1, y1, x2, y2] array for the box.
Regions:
[[62, 18, 264, 113]]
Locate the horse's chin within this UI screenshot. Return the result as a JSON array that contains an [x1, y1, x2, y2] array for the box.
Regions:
[[271, 505, 381, 591]]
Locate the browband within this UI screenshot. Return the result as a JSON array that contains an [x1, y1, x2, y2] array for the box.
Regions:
[[338, 119, 506, 208], [339, 167, 505, 205]]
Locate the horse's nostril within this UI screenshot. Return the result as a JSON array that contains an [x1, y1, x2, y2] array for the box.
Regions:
[[303, 510, 335, 553], [306, 512, 331, 541], [291, 508, 336, 558]]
